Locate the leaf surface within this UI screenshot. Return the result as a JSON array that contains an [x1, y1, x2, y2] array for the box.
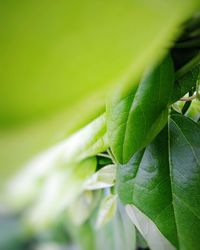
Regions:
[[1, 0, 200, 182], [170, 54, 200, 104], [117, 114, 200, 249], [25, 157, 97, 230], [96, 194, 117, 229], [169, 114, 200, 250], [107, 55, 174, 163], [126, 204, 175, 250], [6, 115, 108, 209], [95, 203, 136, 250]]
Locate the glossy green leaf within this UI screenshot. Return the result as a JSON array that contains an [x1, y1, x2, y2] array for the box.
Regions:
[[117, 114, 200, 249], [126, 204, 175, 250], [1, 0, 199, 183], [169, 114, 200, 250], [107, 55, 174, 164], [117, 127, 178, 247]]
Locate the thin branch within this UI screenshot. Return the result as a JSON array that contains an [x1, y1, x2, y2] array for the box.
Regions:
[[107, 148, 117, 164], [179, 95, 196, 101], [97, 153, 112, 159]]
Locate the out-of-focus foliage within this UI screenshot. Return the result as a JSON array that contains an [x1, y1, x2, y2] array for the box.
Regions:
[[4, 115, 109, 231], [1, 0, 199, 184], [0, 201, 136, 250], [84, 164, 116, 190], [1, 1, 200, 250], [95, 194, 117, 229]]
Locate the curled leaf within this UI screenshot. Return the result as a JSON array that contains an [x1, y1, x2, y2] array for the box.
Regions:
[[84, 164, 116, 190], [96, 194, 117, 229], [67, 190, 101, 225]]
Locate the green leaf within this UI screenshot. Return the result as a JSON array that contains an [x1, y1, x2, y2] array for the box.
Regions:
[[95, 203, 136, 250], [67, 190, 101, 225], [96, 194, 117, 229], [1, 1, 199, 128], [84, 164, 116, 190], [65, 220, 96, 250], [5, 115, 108, 209], [1, 0, 199, 182], [24, 157, 97, 231], [117, 127, 178, 248], [65, 201, 136, 250], [126, 204, 175, 250], [170, 53, 200, 104], [117, 114, 200, 249], [169, 114, 200, 250], [107, 54, 174, 164], [185, 99, 200, 121]]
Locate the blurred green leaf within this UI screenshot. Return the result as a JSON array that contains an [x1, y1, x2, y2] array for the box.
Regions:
[[25, 157, 97, 231], [5, 115, 108, 209], [67, 191, 101, 226], [64, 220, 96, 250], [0, 0, 200, 183], [84, 164, 116, 190], [95, 194, 117, 229], [95, 203, 136, 250], [186, 99, 200, 121], [0, 216, 27, 250]]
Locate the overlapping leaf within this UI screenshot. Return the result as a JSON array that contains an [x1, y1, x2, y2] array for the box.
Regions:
[[169, 114, 200, 249], [25, 157, 97, 230], [5, 115, 108, 210], [117, 128, 178, 248], [95, 204, 136, 250], [169, 53, 200, 104], [117, 114, 200, 249], [1, 0, 200, 184], [107, 55, 174, 164]]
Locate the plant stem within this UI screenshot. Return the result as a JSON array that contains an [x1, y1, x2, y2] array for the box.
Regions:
[[97, 153, 112, 160], [107, 148, 117, 164], [180, 95, 197, 101]]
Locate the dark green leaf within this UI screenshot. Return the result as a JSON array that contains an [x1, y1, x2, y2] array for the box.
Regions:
[[169, 54, 200, 104], [107, 55, 174, 164], [169, 114, 200, 250], [117, 114, 200, 249], [117, 128, 178, 248]]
